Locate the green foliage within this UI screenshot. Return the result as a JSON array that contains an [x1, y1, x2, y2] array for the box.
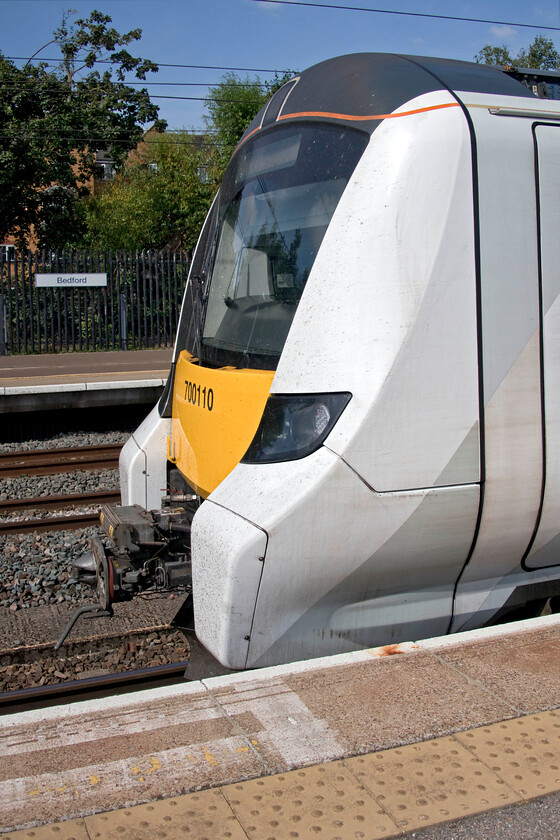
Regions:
[[39, 186, 87, 250], [85, 132, 217, 251], [475, 35, 560, 70], [86, 70, 299, 252], [0, 9, 164, 246], [516, 35, 560, 70], [204, 71, 296, 177], [1, 39, 297, 253], [473, 44, 514, 66], [0, 57, 60, 243], [54, 8, 159, 82]]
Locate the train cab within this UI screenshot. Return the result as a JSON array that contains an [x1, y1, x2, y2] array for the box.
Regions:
[[73, 54, 560, 671]]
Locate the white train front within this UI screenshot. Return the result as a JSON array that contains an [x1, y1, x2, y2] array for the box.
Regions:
[[77, 53, 560, 671]]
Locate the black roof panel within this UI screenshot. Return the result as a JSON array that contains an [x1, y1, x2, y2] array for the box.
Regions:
[[239, 53, 533, 142]]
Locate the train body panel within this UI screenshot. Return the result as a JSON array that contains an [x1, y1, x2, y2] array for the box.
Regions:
[[206, 450, 479, 667], [108, 54, 560, 670], [273, 90, 480, 492], [450, 95, 558, 628], [190, 504, 267, 668], [527, 124, 560, 569], [120, 405, 170, 510], [171, 351, 274, 497]]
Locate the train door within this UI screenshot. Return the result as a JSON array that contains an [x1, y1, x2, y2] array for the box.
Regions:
[[451, 111, 544, 630], [525, 124, 560, 569]]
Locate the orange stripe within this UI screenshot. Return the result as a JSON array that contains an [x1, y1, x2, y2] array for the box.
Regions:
[[278, 101, 461, 123], [238, 125, 263, 145], [235, 101, 460, 155]]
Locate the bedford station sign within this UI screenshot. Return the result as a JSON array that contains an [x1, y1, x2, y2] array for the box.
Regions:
[[35, 273, 108, 288]]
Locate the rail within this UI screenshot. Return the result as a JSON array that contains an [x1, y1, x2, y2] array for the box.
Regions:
[[0, 661, 190, 715], [0, 489, 120, 515], [0, 511, 106, 535], [0, 444, 122, 477]]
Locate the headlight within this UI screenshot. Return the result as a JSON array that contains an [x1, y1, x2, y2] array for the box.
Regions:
[[242, 393, 351, 464]]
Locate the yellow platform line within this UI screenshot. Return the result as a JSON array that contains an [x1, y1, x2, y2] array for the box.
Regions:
[[4, 709, 560, 839]]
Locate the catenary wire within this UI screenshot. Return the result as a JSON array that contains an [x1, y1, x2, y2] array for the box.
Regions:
[[252, 0, 560, 32], [2, 57, 292, 73]]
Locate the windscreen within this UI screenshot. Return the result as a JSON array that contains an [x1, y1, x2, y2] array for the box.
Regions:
[[184, 123, 368, 369]]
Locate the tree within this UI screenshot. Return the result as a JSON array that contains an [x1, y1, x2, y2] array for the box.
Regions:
[[85, 70, 299, 252], [475, 35, 560, 70], [516, 35, 560, 70], [39, 186, 87, 250], [204, 71, 296, 177], [0, 9, 165, 246], [473, 45, 514, 66], [85, 132, 217, 251]]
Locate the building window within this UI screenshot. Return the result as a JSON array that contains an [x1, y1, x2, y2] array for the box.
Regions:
[[0, 244, 15, 261], [97, 162, 114, 181]]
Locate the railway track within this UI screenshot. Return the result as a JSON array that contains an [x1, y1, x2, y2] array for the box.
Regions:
[[0, 443, 122, 477], [0, 444, 122, 534], [0, 488, 120, 515], [0, 661, 190, 715], [0, 624, 191, 712], [0, 512, 104, 535], [0, 489, 121, 535]]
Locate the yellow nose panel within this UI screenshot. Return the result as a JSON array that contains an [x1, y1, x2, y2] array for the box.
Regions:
[[171, 351, 274, 498]]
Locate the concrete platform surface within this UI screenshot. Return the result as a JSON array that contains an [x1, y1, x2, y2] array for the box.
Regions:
[[0, 613, 559, 838], [0, 350, 173, 412], [0, 350, 173, 388]]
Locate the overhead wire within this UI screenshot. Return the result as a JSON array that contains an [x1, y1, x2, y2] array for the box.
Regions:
[[3, 57, 292, 74], [4, 4, 557, 111], [251, 0, 560, 32], [0, 132, 230, 148], [0, 55, 293, 119], [0, 80, 271, 88], [0, 73, 277, 103], [8, 2, 556, 149], [0, 79, 267, 104]]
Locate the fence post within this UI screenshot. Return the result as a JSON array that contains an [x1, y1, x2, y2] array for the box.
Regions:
[[4, 249, 188, 354], [118, 292, 128, 351], [0, 294, 6, 356]]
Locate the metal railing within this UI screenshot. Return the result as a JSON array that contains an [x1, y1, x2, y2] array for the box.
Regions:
[[0, 249, 190, 355]]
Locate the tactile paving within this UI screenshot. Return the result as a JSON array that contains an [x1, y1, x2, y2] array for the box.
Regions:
[[4, 710, 560, 840], [455, 710, 560, 798], [345, 734, 520, 832], [2, 820, 89, 840], [84, 788, 248, 840], [221, 760, 401, 839]]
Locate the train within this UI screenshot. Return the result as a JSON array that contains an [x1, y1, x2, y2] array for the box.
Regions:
[[70, 53, 560, 672]]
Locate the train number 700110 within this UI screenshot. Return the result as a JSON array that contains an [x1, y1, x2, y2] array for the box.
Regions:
[[184, 380, 214, 411]]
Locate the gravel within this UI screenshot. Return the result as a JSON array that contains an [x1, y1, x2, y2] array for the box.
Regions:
[[0, 430, 127, 611], [0, 430, 130, 452], [0, 468, 119, 502], [0, 528, 107, 610], [0, 628, 190, 692], [0, 430, 192, 690]]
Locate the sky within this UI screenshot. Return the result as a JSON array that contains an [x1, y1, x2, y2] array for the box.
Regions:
[[3, 0, 560, 131]]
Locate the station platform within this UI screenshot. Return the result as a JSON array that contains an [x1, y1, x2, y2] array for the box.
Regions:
[[0, 350, 173, 413], [1, 613, 559, 839]]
